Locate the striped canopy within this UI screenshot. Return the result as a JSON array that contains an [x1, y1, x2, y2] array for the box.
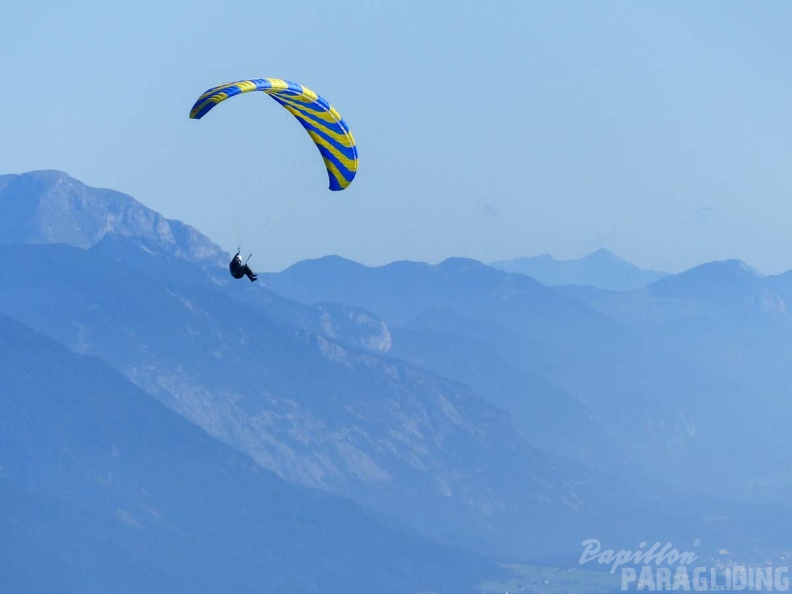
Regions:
[[190, 78, 357, 191]]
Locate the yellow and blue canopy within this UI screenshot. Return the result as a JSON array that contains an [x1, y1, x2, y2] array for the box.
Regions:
[[190, 78, 358, 191]]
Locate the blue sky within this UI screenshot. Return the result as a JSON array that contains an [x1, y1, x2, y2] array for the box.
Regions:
[[2, 1, 792, 273]]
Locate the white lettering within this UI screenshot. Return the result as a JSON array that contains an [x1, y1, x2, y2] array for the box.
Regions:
[[621, 567, 637, 590], [692, 567, 708, 592], [638, 565, 656, 591], [777, 567, 790, 592], [656, 567, 672, 590], [673, 566, 691, 591]]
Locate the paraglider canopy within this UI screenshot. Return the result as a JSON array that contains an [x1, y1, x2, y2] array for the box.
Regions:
[[189, 78, 358, 191]]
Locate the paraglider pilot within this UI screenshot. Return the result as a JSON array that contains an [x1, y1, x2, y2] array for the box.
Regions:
[[230, 252, 257, 282]]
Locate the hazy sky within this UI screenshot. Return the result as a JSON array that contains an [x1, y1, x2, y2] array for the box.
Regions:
[[2, 1, 792, 273]]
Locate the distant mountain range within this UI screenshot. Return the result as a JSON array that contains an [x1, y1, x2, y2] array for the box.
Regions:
[[490, 248, 668, 290], [0, 312, 490, 594], [0, 172, 608, 560], [3, 170, 792, 589], [262, 255, 791, 503], [558, 259, 792, 452]]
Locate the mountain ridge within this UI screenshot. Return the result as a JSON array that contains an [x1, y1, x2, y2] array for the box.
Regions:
[[0, 169, 226, 269], [490, 248, 668, 290], [262, 252, 791, 502], [0, 311, 493, 593], [5, 169, 792, 566], [0, 238, 597, 557]]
